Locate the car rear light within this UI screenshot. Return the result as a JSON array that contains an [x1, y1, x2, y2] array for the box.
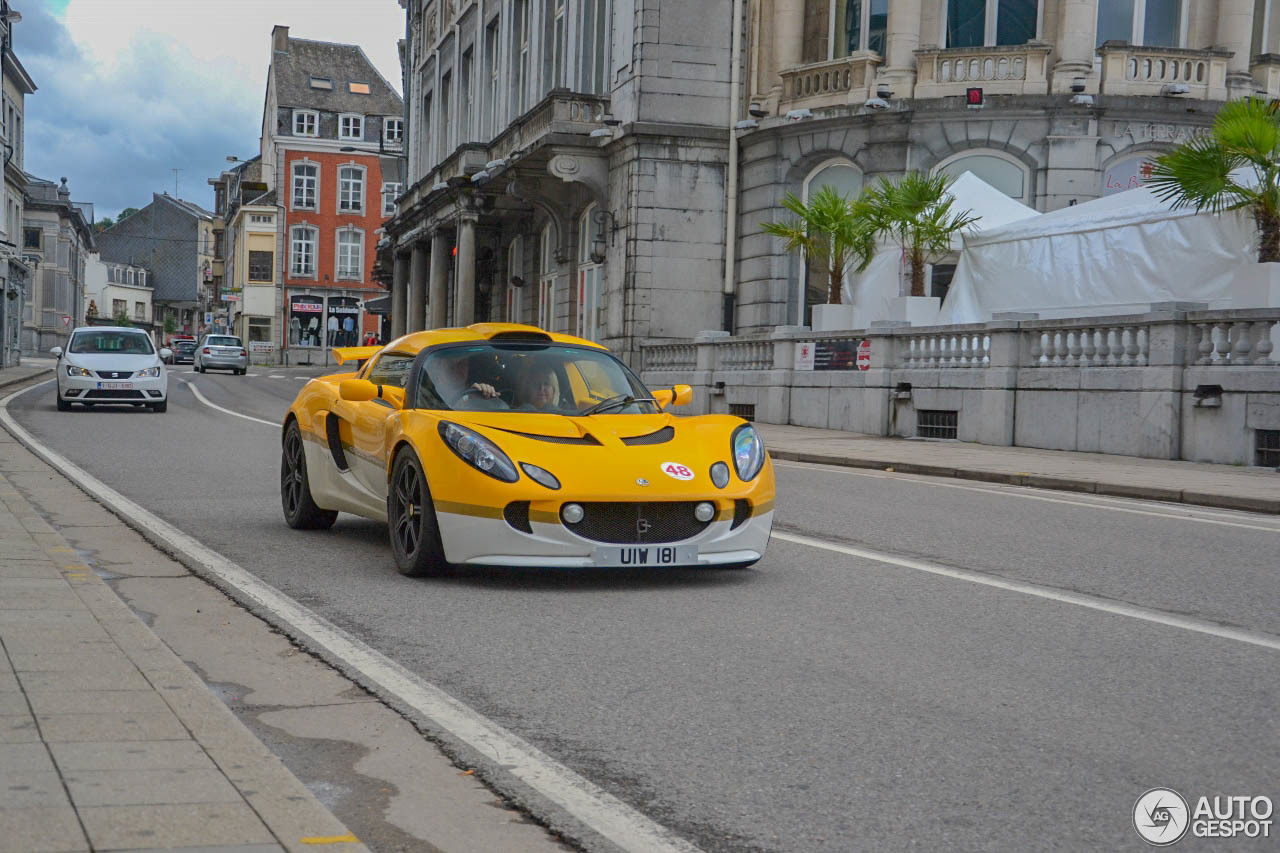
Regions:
[[202, 348, 211, 354], [239, 350, 247, 356]]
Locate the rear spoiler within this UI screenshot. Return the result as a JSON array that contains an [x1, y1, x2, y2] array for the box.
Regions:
[[331, 345, 382, 366]]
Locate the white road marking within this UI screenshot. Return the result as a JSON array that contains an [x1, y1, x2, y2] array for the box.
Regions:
[[269, 374, 286, 379], [774, 459, 1280, 533], [176, 379, 277, 428], [0, 384, 703, 853], [773, 530, 1280, 653]]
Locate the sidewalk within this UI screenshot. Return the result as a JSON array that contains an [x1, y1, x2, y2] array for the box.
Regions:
[[0, 360, 56, 394], [758, 423, 1280, 514]]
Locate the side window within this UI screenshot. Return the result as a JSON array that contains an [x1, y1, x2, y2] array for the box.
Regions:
[[366, 353, 415, 388]]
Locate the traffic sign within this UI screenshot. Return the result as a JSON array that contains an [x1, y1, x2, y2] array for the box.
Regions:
[[61, 315, 71, 328], [856, 339, 871, 371]]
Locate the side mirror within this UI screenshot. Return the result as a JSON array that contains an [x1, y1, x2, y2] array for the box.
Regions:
[[338, 378, 379, 402], [653, 384, 693, 409], [158, 348, 173, 361], [50, 346, 63, 358]]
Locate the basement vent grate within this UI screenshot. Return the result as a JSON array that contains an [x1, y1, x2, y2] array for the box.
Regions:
[[1257, 429, 1280, 468], [917, 409, 958, 439], [729, 403, 755, 421]]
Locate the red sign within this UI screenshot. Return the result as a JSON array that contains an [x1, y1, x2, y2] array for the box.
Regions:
[[966, 87, 984, 106], [61, 315, 72, 328], [856, 339, 871, 371]]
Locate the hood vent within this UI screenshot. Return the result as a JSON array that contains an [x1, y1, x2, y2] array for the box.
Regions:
[[494, 427, 602, 445], [620, 426, 674, 446]]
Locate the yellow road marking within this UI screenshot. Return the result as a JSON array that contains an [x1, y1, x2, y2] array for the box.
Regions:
[[299, 834, 360, 845]]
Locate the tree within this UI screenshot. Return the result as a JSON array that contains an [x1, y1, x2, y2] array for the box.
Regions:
[[857, 171, 979, 298], [761, 186, 875, 305], [1146, 97, 1280, 263], [94, 217, 114, 232], [117, 207, 140, 221]]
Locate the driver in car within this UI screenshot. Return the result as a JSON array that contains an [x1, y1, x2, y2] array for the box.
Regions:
[[430, 351, 506, 409]]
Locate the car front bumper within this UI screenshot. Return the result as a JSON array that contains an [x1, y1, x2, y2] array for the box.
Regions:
[[58, 373, 167, 403]]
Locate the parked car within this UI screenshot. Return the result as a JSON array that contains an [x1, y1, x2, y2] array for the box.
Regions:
[[52, 326, 171, 412], [279, 323, 775, 576], [194, 334, 249, 375], [168, 340, 197, 365]]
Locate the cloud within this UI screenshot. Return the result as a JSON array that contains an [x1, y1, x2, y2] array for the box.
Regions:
[[14, 0, 405, 221]]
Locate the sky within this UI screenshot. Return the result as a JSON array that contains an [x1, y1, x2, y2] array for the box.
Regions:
[[16, 0, 406, 221]]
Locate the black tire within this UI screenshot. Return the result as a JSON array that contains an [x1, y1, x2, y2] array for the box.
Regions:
[[281, 420, 337, 530], [55, 391, 70, 412], [387, 448, 451, 577], [151, 400, 167, 413]]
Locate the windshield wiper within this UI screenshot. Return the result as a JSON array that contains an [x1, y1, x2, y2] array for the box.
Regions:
[[580, 394, 656, 416]]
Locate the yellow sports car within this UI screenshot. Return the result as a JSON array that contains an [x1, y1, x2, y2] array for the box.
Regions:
[[280, 323, 775, 576]]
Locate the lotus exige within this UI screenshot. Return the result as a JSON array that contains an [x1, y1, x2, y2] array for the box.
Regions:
[[280, 324, 774, 576]]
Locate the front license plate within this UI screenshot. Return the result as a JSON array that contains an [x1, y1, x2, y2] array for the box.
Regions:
[[97, 382, 133, 390], [592, 545, 698, 567]]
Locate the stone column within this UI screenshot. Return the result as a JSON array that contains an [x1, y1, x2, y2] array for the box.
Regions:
[[1217, 0, 1256, 97], [429, 230, 450, 329], [409, 243, 429, 332], [391, 252, 409, 339], [1051, 0, 1099, 93], [881, 0, 922, 96], [455, 213, 478, 326], [767, 0, 804, 106]]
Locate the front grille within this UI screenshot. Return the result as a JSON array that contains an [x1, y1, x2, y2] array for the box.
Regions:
[[730, 499, 752, 530], [95, 370, 134, 379], [504, 501, 532, 533], [563, 502, 709, 544], [84, 390, 144, 399]]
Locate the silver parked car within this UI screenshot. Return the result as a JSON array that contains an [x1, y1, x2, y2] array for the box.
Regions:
[[194, 334, 249, 375]]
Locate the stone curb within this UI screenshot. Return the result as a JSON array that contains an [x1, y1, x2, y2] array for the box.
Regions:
[[768, 449, 1280, 515], [0, 368, 53, 392]]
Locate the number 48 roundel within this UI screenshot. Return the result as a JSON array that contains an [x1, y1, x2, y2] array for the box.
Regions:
[[661, 462, 695, 481]]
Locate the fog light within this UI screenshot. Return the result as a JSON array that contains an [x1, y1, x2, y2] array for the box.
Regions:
[[147, 390, 163, 398], [64, 389, 81, 397], [709, 462, 730, 488], [694, 501, 715, 522], [562, 503, 584, 524]]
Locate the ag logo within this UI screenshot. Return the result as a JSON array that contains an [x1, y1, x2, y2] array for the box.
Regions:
[[1134, 788, 1190, 846], [660, 462, 694, 481]]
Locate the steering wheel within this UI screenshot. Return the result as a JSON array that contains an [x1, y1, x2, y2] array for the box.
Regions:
[[456, 388, 509, 410]]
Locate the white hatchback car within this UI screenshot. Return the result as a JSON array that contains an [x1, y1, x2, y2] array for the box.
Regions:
[[52, 327, 172, 412]]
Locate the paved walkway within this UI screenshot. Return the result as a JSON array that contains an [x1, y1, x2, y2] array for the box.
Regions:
[[759, 423, 1280, 514]]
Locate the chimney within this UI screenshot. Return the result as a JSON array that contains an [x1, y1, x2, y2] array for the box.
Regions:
[[272, 25, 289, 53], [58, 177, 71, 202]]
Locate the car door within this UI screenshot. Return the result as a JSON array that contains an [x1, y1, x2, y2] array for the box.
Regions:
[[335, 351, 415, 498]]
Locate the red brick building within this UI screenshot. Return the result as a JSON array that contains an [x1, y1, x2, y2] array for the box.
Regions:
[[261, 26, 403, 358]]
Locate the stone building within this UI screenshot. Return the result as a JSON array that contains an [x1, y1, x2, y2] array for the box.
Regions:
[[209, 155, 280, 351], [383, 0, 739, 365], [1, 0, 35, 367], [95, 194, 216, 339], [737, 0, 1280, 331], [21, 176, 94, 354]]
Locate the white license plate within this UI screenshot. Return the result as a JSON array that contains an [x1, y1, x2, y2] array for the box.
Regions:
[[97, 382, 133, 390], [592, 545, 698, 567]]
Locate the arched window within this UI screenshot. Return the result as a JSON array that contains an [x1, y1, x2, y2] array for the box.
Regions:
[[577, 204, 602, 341], [796, 160, 863, 326], [935, 151, 1030, 202], [1102, 154, 1158, 197]]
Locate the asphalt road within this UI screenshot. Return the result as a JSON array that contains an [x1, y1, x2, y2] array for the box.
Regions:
[[9, 370, 1280, 852]]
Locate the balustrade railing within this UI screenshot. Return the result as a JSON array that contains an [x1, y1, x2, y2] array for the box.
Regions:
[[779, 53, 882, 111], [1025, 324, 1150, 368], [899, 332, 991, 368], [643, 343, 696, 371], [914, 44, 1051, 98], [1097, 42, 1228, 100], [719, 339, 773, 370], [1189, 316, 1278, 366]]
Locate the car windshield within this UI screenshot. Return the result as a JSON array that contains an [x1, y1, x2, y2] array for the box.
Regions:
[[175, 342, 195, 352], [70, 331, 155, 355], [206, 337, 241, 347], [416, 343, 658, 415]]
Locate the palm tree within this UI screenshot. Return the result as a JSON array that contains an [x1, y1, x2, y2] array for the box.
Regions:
[[1146, 97, 1280, 263], [761, 186, 875, 305], [857, 171, 979, 298]]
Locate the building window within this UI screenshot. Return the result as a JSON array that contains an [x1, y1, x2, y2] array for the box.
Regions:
[[382, 182, 403, 216], [292, 110, 318, 136], [349, 81, 371, 94], [513, 0, 531, 115], [249, 214, 274, 224], [112, 299, 126, 318], [338, 166, 365, 213], [213, 231, 224, 260], [833, 0, 888, 58], [545, 0, 567, 90], [339, 113, 364, 140], [421, 92, 434, 169], [459, 49, 474, 143], [291, 226, 317, 276], [292, 162, 318, 209], [576, 205, 602, 340], [440, 72, 453, 160], [506, 235, 524, 322], [946, 0, 1038, 48], [934, 151, 1029, 202], [538, 223, 557, 331], [248, 250, 273, 282], [310, 76, 333, 89], [486, 19, 501, 136], [1254, 0, 1279, 56], [384, 117, 404, 145], [23, 227, 40, 250], [138, 270, 146, 287], [1102, 154, 1156, 196], [579, 0, 608, 94], [1097, 0, 1183, 48], [798, 160, 864, 326], [214, 185, 226, 215], [337, 229, 363, 279], [134, 302, 145, 320], [126, 268, 135, 285]]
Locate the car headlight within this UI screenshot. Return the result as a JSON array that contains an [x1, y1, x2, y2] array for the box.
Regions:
[[135, 367, 161, 378], [65, 365, 93, 377], [731, 424, 765, 482], [710, 461, 730, 489], [438, 422, 519, 483], [520, 462, 561, 490]]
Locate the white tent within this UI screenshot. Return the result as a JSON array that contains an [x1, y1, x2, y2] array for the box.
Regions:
[[842, 171, 1040, 326], [937, 186, 1257, 324]]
